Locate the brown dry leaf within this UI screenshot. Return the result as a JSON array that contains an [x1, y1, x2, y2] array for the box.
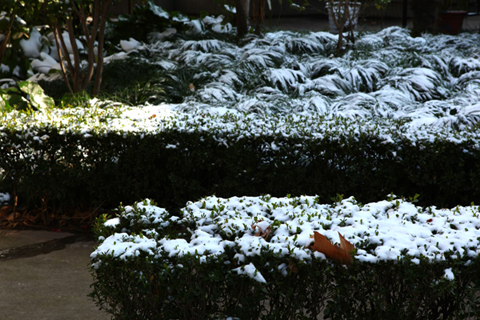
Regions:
[[72, 210, 95, 223], [0, 205, 12, 217], [24, 212, 42, 224], [5, 212, 17, 221], [309, 231, 355, 266], [251, 220, 271, 239], [189, 83, 195, 92], [288, 259, 299, 274]]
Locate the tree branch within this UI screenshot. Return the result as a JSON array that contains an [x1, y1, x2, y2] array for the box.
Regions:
[[0, 13, 16, 67], [53, 21, 73, 95], [66, 17, 82, 91]]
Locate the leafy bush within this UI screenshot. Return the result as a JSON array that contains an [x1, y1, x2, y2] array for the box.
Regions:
[[1, 112, 479, 223], [3, 25, 480, 227], [89, 197, 480, 319]]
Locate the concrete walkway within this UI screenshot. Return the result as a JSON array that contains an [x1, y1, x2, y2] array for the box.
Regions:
[[0, 230, 109, 320]]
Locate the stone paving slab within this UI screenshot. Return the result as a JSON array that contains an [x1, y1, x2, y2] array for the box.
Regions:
[[0, 241, 110, 320]]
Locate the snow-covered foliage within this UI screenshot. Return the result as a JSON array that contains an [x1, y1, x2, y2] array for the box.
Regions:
[[2, 103, 480, 154], [92, 195, 480, 279], [106, 26, 480, 130], [180, 195, 480, 264], [8, 9, 480, 131]]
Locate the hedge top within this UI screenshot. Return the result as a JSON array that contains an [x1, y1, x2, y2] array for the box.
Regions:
[[92, 195, 480, 283]]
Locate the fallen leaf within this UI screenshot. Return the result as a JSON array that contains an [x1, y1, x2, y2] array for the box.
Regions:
[[309, 231, 355, 265], [0, 205, 12, 216], [6, 212, 17, 221], [251, 220, 271, 239], [288, 259, 298, 274], [189, 83, 195, 92]]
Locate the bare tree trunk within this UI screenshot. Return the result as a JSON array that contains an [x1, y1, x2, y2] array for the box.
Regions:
[[236, 0, 250, 37], [66, 17, 82, 92], [72, 1, 98, 91], [253, 0, 266, 35], [328, 0, 365, 55], [328, 1, 346, 54], [240, 0, 250, 21], [48, 0, 113, 96], [52, 21, 74, 94], [93, 0, 114, 95]]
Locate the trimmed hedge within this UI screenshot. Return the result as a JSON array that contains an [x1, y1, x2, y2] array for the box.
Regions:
[[89, 197, 480, 319], [1, 116, 479, 217]]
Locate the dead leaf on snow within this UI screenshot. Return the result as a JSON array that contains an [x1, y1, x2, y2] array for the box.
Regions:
[[309, 231, 355, 266]]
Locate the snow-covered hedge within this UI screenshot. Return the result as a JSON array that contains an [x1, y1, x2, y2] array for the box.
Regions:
[[1, 112, 480, 212], [90, 196, 480, 319]]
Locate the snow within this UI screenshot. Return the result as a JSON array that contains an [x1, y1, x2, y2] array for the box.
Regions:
[[9, 15, 480, 131], [104, 217, 120, 227], [20, 27, 42, 58], [90, 232, 158, 262], [0, 193, 10, 204], [91, 195, 480, 282], [444, 268, 455, 280], [31, 52, 61, 74], [148, 28, 177, 42], [120, 38, 142, 52], [233, 262, 267, 283], [148, 2, 170, 19]]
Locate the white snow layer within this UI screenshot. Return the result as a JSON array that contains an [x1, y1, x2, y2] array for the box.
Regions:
[[444, 268, 455, 280], [234, 263, 267, 283], [92, 195, 480, 283]]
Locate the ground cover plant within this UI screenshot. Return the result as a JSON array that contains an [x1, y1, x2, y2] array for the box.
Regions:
[[1, 3, 480, 318]]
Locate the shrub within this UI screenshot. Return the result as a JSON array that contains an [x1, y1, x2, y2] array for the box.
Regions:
[[1, 112, 479, 223], [90, 196, 480, 319]]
